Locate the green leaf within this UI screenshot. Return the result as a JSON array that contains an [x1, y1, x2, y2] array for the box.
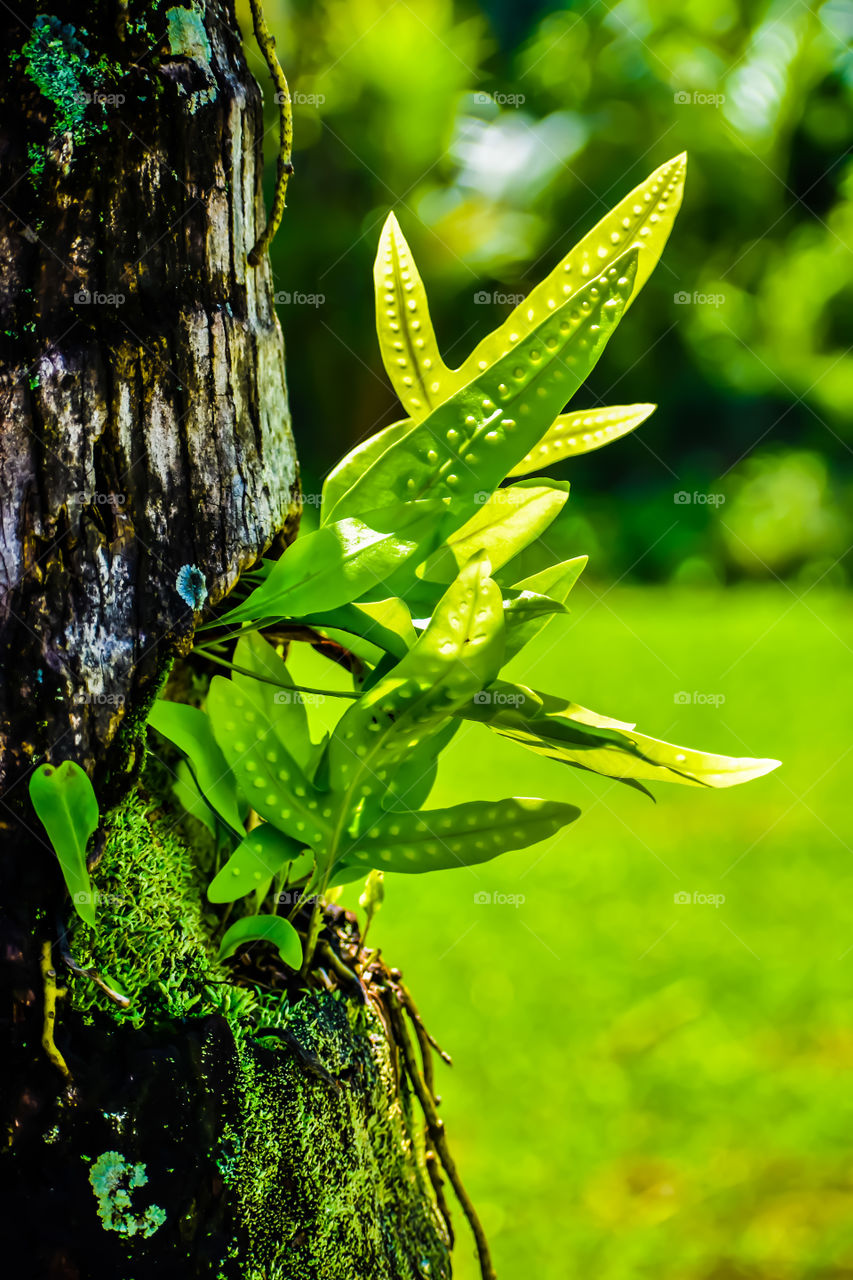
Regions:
[[207, 676, 333, 848], [456, 154, 686, 387], [296, 596, 416, 661], [418, 483, 569, 584], [463, 682, 782, 789], [337, 796, 580, 874], [208, 824, 310, 903], [507, 404, 656, 477], [321, 418, 412, 521], [374, 214, 452, 418], [325, 253, 639, 532], [231, 633, 313, 769], [173, 759, 217, 834], [503, 556, 587, 659], [328, 554, 505, 801], [147, 700, 245, 836], [218, 914, 303, 969], [29, 761, 99, 927], [213, 501, 444, 627]]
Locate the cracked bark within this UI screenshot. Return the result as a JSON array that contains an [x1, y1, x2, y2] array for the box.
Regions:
[[0, 4, 453, 1276]]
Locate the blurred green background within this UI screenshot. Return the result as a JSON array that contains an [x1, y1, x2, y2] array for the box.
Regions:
[[240, 0, 852, 586], [236, 1, 852, 1276]]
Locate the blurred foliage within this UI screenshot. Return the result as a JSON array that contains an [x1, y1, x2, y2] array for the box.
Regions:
[[238, 0, 852, 581]]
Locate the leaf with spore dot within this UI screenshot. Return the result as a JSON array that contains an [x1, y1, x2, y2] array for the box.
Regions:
[[328, 554, 505, 802], [462, 682, 781, 789], [506, 404, 656, 477], [335, 797, 580, 875], [325, 253, 639, 534], [208, 824, 311, 904], [218, 914, 303, 969], [29, 760, 99, 927], [374, 214, 453, 419], [207, 676, 332, 849], [457, 154, 686, 388], [148, 700, 245, 836]]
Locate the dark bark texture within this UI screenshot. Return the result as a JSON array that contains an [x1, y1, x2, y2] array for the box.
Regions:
[[0, 0, 298, 814], [0, 5, 454, 1277]]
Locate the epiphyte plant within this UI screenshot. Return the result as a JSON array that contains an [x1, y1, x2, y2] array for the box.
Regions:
[[141, 152, 779, 970], [31, 155, 780, 968]]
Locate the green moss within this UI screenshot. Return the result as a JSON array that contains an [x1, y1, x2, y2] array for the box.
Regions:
[[68, 791, 218, 1028], [16, 13, 123, 177], [89, 1150, 167, 1238], [67, 786, 448, 1275]]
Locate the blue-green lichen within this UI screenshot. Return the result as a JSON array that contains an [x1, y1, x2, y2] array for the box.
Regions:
[[165, 5, 216, 113], [89, 1150, 167, 1238]]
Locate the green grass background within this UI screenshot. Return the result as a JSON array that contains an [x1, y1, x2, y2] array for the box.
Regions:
[[346, 583, 853, 1280]]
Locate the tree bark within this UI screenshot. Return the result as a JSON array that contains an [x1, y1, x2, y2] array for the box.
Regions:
[[0, 5, 453, 1275]]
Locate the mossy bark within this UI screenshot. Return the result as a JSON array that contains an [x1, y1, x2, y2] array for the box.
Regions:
[[3, 794, 451, 1278], [0, 4, 453, 1275]]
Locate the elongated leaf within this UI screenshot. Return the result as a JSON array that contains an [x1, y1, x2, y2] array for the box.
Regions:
[[418, 483, 568, 584], [173, 759, 217, 834], [218, 914, 303, 969], [503, 556, 587, 659], [147, 700, 244, 836], [321, 418, 412, 520], [337, 796, 580, 874], [231, 634, 313, 769], [29, 761, 99, 927], [463, 682, 781, 789], [297, 597, 416, 661], [324, 253, 639, 530], [507, 404, 656, 477], [374, 214, 452, 418], [213, 501, 444, 628], [208, 824, 310, 903], [377, 719, 459, 814], [207, 676, 332, 847], [328, 554, 504, 801], [457, 154, 686, 386]]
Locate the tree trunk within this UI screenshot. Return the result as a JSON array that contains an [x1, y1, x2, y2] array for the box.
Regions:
[[0, 4, 453, 1275]]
